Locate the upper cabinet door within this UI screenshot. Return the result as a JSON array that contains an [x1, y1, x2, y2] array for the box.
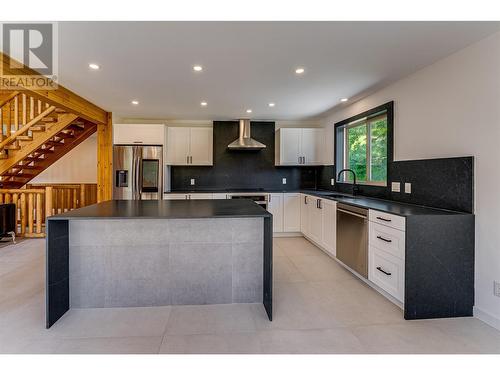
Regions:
[[278, 128, 302, 165], [301, 128, 324, 165], [114, 124, 165, 145], [189, 127, 213, 165], [166, 127, 191, 165]]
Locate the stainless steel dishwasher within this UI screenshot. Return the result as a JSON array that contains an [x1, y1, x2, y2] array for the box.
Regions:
[[336, 203, 368, 278]]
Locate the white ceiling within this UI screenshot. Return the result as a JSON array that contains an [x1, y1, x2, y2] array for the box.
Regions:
[[54, 21, 500, 121]]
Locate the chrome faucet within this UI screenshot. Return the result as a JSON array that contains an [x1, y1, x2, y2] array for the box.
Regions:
[[337, 168, 359, 196]]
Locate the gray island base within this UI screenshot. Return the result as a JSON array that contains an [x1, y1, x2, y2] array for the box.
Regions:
[[46, 200, 272, 328]]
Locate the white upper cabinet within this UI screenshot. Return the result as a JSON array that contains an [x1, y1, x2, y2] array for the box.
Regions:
[[189, 127, 213, 165], [275, 128, 324, 166], [166, 127, 213, 166], [113, 124, 165, 145], [301, 128, 324, 165]]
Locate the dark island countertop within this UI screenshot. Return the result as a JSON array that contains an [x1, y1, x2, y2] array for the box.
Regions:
[[48, 199, 272, 220]]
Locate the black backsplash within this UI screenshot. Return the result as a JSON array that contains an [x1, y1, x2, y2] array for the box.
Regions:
[[171, 122, 473, 213], [171, 121, 317, 191], [328, 156, 474, 213]]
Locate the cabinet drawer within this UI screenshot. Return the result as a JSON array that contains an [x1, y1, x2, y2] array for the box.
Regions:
[[369, 246, 405, 302], [369, 209, 405, 231], [369, 222, 405, 259]]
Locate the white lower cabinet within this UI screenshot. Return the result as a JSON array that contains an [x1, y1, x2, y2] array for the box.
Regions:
[[368, 209, 406, 303], [300, 194, 311, 236], [283, 193, 301, 232], [212, 193, 228, 199], [321, 199, 337, 256], [268, 193, 283, 233], [308, 197, 323, 245], [368, 246, 405, 302], [299, 194, 336, 256], [189, 193, 213, 199], [163, 193, 189, 200], [163, 193, 213, 200]]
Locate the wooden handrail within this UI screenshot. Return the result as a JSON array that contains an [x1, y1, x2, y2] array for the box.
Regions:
[[0, 106, 56, 150], [0, 91, 20, 108], [0, 188, 45, 193]]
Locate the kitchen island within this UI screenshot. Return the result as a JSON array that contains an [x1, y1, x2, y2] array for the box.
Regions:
[[45, 199, 272, 328]]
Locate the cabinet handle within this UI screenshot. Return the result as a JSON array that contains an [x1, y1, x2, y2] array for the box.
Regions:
[[303, 156, 306, 164], [376, 266, 392, 276], [317, 199, 322, 209], [186, 155, 189, 164], [376, 235, 392, 243], [304, 196, 307, 204], [376, 216, 392, 222], [269, 194, 271, 203], [190, 156, 193, 164]]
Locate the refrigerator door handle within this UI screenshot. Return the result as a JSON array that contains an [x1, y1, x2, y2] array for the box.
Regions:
[[135, 147, 142, 199]]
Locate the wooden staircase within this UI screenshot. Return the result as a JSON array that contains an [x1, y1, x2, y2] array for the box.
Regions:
[[0, 91, 98, 188]]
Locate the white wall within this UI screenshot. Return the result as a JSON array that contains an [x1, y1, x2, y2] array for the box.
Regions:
[[31, 135, 97, 184], [322, 32, 500, 328]]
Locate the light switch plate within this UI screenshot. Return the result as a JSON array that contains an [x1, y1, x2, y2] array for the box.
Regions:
[[405, 182, 412, 194], [391, 182, 401, 192], [190, 178, 195, 186], [282, 178, 287, 185], [331, 178, 335, 186]]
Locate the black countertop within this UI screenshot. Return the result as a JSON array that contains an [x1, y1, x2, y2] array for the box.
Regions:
[[300, 191, 465, 217], [48, 199, 271, 220], [165, 189, 470, 217]]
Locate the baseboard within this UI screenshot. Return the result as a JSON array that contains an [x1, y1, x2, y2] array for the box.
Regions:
[[474, 306, 500, 331]]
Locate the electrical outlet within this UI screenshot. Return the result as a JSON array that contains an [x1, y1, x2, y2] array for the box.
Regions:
[[331, 178, 335, 186], [494, 281, 500, 297], [405, 182, 412, 194], [391, 182, 401, 192], [282, 178, 287, 185], [190, 178, 195, 186]]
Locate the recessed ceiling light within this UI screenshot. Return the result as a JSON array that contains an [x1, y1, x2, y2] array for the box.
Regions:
[[131, 100, 139, 105], [88, 63, 100, 70], [200, 101, 207, 106], [268, 103, 275, 107], [340, 98, 349, 102], [193, 65, 203, 72], [295, 67, 305, 74], [246, 109, 252, 113]]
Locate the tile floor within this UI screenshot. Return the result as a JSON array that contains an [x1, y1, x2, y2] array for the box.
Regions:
[[0, 237, 499, 354]]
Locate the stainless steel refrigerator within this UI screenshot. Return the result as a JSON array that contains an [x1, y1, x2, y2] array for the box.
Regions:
[[113, 145, 163, 200]]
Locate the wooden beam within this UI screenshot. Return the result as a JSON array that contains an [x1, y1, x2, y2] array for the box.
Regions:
[[97, 112, 113, 202], [1, 52, 107, 124]]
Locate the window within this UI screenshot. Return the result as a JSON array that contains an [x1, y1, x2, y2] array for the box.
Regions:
[[335, 102, 393, 186]]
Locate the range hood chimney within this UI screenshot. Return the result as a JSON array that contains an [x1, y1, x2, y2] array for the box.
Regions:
[[227, 119, 266, 150]]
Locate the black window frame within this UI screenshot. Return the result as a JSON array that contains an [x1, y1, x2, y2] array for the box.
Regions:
[[334, 101, 394, 186]]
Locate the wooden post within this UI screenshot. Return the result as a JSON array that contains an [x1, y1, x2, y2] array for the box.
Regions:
[[28, 193, 34, 234], [20, 193, 26, 235], [36, 193, 42, 233], [45, 186, 53, 219], [80, 184, 86, 207], [97, 112, 113, 202]]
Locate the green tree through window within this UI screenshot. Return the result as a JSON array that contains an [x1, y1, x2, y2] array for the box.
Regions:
[[341, 112, 387, 184]]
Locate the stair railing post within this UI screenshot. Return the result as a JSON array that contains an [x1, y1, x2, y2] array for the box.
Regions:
[[45, 186, 53, 221]]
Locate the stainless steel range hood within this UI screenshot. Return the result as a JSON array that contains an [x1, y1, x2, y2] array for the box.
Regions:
[[227, 119, 266, 150]]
